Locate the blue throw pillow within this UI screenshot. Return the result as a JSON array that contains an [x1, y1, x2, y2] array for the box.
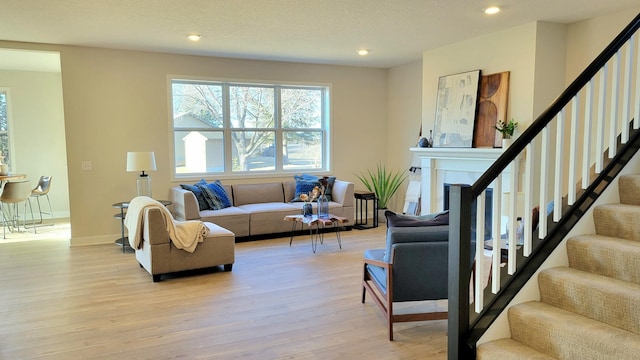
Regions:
[[208, 180, 232, 208], [196, 180, 231, 210], [180, 180, 208, 211], [291, 174, 321, 202]]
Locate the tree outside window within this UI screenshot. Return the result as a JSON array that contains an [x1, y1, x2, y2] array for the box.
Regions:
[[171, 80, 329, 176], [0, 90, 10, 165]]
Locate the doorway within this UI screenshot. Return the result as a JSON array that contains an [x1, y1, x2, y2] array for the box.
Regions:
[[0, 48, 71, 242]]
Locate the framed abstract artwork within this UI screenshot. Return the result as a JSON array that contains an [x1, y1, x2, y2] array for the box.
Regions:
[[432, 70, 481, 147]]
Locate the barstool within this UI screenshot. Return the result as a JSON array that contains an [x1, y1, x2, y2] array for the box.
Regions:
[[1, 179, 36, 238], [30, 175, 54, 225]]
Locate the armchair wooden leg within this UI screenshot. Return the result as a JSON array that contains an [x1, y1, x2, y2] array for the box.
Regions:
[[362, 263, 369, 303]]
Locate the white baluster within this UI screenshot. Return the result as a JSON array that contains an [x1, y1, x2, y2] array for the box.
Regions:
[[524, 142, 534, 256], [609, 50, 620, 156], [554, 110, 565, 223], [539, 126, 550, 238], [622, 39, 632, 141], [491, 175, 502, 294], [569, 96, 579, 205], [582, 78, 594, 189], [475, 191, 485, 313], [596, 64, 607, 173]]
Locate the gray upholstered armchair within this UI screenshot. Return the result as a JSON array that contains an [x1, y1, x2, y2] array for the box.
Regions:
[[362, 210, 474, 341]]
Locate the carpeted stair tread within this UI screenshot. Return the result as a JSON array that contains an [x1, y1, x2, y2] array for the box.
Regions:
[[508, 301, 640, 359], [539, 266, 640, 334], [619, 175, 640, 206], [476, 338, 554, 360], [567, 234, 640, 285], [593, 204, 640, 241]]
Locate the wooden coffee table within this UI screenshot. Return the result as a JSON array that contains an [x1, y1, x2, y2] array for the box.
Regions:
[[284, 214, 348, 253]]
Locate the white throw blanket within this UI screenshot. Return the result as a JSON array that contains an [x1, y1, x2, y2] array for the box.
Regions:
[[124, 196, 209, 253]]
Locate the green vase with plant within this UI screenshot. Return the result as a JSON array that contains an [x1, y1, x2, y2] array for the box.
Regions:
[[356, 163, 407, 210]]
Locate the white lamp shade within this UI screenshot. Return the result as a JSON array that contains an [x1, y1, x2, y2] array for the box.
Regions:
[[126, 151, 157, 173]]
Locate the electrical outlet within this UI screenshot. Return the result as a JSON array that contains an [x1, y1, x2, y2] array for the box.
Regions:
[[81, 161, 92, 171]]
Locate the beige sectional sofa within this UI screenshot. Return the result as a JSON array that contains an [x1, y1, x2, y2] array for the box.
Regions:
[[170, 180, 355, 238]]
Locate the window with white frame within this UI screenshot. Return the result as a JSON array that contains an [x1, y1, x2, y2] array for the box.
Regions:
[[171, 79, 330, 177], [0, 89, 10, 166]]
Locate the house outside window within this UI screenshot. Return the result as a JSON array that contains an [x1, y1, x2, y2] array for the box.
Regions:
[[170, 79, 330, 177], [0, 89, 10, 165]]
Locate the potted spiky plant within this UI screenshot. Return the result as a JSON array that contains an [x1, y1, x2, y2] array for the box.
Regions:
[[356, 163, 407, 215]]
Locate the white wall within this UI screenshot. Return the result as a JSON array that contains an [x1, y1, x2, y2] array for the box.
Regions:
[[386, 61, 423, 212], [0, 44, 384, 245], [0, 69, 70, 218]]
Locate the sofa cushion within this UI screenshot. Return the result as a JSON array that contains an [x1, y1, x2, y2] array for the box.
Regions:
[[180, 179, 208, 211], [232, 183, 285, 206]]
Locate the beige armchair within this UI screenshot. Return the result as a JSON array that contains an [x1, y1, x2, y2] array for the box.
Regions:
[[135, 207, 235, 282]]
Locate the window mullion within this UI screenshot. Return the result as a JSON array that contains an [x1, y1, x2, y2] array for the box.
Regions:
[[223, 83, 233, 175], [275, 86, 283, 171]]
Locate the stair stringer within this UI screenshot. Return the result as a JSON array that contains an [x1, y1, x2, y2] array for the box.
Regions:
[[477, 149, 640, 346]]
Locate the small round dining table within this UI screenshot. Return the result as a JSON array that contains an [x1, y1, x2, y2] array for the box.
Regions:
[[0, 174, 27, 183]]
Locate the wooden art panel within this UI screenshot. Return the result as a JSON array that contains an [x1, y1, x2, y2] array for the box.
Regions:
[[473, 71, 510, 148]]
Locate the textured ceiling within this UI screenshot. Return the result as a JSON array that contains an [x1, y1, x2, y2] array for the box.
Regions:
[[0, 0, 638, 69]]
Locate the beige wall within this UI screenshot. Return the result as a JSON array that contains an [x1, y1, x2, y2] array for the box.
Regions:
[[50, 46, 386, 245], [565, 7, 640, 84], [0, 41, 388, 245], [386, 61, 422, 212], [0, 69, 70, 218], [422, 22, 547, 136]]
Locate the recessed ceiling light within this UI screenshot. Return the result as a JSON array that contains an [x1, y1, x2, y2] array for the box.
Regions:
[[188, 34, 202, 41], [357, 49, 369, 56], [484, 6, 500, 15]]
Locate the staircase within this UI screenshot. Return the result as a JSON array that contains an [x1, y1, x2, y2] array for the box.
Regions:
[[477, 174, 640, 359]]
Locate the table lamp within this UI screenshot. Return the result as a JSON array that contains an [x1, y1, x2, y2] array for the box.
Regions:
[[126, 151, 157, 197]]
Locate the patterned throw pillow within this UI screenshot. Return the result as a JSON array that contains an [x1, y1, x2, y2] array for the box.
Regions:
[[208, 180, 232, 208], [291, 174, 321, 202], [180, 179, 208, 211], [196, 180, 232, 210]]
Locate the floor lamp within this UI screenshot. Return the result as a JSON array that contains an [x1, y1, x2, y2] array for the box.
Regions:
[[126, 151, 157, 198]]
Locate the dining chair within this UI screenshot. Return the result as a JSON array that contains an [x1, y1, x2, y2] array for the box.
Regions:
[[30, 175, 54, 225], [1, 179, 36, 238]]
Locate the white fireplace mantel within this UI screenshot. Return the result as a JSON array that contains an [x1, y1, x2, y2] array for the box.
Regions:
[[410, 147, 506, 214]]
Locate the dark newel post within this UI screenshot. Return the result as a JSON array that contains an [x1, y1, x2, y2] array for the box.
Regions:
[[448, 184, 473, 359]]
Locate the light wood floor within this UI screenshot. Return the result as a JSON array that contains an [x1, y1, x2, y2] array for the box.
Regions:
[[0, 226, 449, 359]]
